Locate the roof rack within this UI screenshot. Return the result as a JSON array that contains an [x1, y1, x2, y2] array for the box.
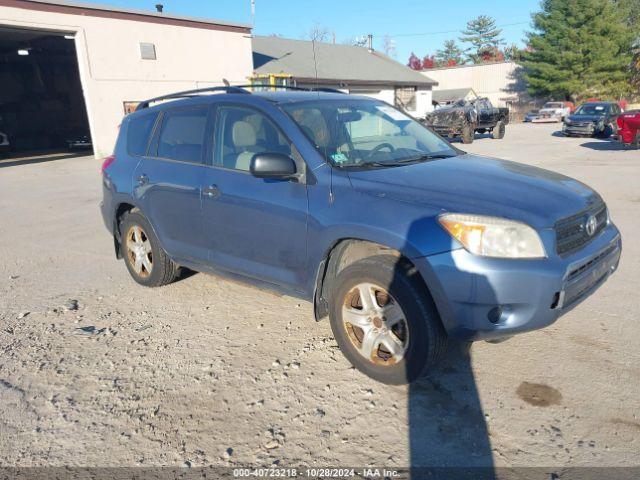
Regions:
[[136, 86, 250, 111], [135, 84, 345, 111]]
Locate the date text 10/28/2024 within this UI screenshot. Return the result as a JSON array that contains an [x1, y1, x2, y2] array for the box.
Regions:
[[233, 468, 400, 478]]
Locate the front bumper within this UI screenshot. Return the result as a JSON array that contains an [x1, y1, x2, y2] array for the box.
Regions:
[[415, 223, 621, 341], [563, 122, 597, 136]]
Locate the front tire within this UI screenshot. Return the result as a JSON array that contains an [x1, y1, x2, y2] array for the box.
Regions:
[[328, 255, 447, 385], [492, 120, 506, 139], [120, 211, 179, 287]]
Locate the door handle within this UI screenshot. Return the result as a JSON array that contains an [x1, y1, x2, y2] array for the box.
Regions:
[[203, 184, 221, 198], [137, 174, 149, 186]]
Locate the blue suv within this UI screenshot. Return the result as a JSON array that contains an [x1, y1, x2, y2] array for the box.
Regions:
[[101, 86, 621, 384]]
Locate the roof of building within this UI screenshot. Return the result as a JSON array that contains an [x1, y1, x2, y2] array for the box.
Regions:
[[432, 87, 477, 103], [252, 36, 437, 87], [5, 0, 251, 33]]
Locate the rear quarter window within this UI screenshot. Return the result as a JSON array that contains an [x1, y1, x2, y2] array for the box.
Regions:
[[127, 112, 158, 156]]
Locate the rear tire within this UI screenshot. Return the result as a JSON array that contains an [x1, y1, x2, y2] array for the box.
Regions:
[[492, 120, 506, 139], [328, 255, 447, 385], [461, 123, 475, 144], [120, 211, 179, 287]]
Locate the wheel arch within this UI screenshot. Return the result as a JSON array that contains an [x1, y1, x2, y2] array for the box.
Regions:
[[312, 238, 442, 325]]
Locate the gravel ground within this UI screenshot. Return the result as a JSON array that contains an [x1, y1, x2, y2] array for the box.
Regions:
[[0, 123, 639, 469]]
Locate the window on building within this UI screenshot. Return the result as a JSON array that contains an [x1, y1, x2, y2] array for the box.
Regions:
[[156, 107, 208, 163], [140, 43, 157, 60], [394, 87, 417, 111]]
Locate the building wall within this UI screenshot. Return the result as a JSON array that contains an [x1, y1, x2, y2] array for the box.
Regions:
[[422, 62, 526, 108], [347, 86, 433, 118], [0, 4, 253, 157]]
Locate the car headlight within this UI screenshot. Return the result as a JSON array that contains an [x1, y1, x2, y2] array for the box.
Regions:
[[438, 213, 546, 259]]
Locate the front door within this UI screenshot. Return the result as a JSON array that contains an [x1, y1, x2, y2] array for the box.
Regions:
[[133, 105, 209, 263], [202, 104, 308, 291]]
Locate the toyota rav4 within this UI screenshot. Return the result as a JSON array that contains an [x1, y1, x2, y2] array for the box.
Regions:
[[100, 86, 621, 385]]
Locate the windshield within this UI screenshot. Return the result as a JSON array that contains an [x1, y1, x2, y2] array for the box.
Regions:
[[543, 102, 564, 109], [282, 99, 457, 167], [574, 104, 609, 116]]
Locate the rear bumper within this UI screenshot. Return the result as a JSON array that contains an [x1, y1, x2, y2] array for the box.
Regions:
[[415, 223, 621, 341]]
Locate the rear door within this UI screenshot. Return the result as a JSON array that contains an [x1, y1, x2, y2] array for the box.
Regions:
[[201, 103, 308, 290], [133, 104, 210, 263]]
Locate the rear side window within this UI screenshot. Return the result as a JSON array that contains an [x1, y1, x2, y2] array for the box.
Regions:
[[127, 112, 158, 156], [156, 106, 208, 163]]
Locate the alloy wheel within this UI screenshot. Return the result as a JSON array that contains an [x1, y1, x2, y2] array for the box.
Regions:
[[342, 282, 409, 366], [125, 225, 153, 278]]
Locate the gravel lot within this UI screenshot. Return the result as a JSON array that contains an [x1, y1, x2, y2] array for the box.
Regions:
[[1, 123, 639, 469]]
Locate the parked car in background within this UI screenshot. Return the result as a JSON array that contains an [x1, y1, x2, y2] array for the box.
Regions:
[[533, 101, 572, 123], [101, 86, 621, 385], [563, 102, 622, 138], [524, 109, 540, 122], [617, 110, 640, 147], [423, 97, 509, 144]]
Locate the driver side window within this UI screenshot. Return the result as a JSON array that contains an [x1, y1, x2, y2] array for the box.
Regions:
[[214, 106, 291, 171]]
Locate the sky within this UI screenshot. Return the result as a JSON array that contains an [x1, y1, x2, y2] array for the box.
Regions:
[[96, 0, 542, 62]]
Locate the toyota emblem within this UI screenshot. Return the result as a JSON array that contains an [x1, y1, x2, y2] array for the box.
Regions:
[[585, 215, 598, 236]]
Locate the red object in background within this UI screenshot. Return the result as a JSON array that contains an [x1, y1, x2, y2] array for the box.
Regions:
[[616, 111, 640, 146], [563, 101, 575, 112]]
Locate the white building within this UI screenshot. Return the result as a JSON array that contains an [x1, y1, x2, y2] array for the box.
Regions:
[[252, 36, 438, 119], [422, 61, 527, 108], [0, 0, 253, 158]]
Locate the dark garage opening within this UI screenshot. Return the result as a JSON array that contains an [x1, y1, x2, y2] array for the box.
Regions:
[[0, 27, 91, 160]]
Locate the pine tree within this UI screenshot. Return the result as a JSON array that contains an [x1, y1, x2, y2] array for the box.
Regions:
[[521, 0, 633, 101], [435, 40, 465, 66], [459, 15, 505, 63]]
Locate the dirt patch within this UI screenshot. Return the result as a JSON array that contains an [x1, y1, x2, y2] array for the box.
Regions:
[[516, 382, 562, 407]]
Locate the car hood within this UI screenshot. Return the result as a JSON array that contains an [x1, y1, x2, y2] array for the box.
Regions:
[[567, 114, 604, 123], [539, 107, 562, 114], [347, 154, 601, 229]]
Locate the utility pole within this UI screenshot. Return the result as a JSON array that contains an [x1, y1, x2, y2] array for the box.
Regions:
[[250, 0, 255, 28]]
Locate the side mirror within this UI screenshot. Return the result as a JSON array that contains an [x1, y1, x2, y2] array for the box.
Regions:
[[250, 153, 297, 179]]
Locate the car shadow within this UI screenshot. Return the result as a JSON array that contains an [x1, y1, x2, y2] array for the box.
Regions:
[[387, 219, 497, 478], [579, 140, 634, 151]]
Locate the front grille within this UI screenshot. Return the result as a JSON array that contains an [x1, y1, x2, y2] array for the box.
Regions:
[[555, 202, 608, 256]]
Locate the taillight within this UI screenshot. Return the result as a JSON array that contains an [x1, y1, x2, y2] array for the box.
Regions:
[[101, 154, 116, 173]]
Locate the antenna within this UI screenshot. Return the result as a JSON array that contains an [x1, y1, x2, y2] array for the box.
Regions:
[[311, 39, 320, 95], [250, 0, 255, 27]]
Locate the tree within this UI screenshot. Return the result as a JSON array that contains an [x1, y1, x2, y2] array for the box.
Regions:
[[435, 39, 465, 66], [504, 43, 523, 61], [305, 23, 332, 43], [343, 36, 368, 47], [422, 55, 436, 69], [407, 52, 422, 70], [521, 0, 634, 101], [459, 15, 505, 63], [613, 0, 640, 93], [382, 35, 397, 58]]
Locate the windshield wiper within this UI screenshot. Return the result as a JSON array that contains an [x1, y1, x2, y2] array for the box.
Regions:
[[339, 153, 456, 169], [359, 153, 456, 168]]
